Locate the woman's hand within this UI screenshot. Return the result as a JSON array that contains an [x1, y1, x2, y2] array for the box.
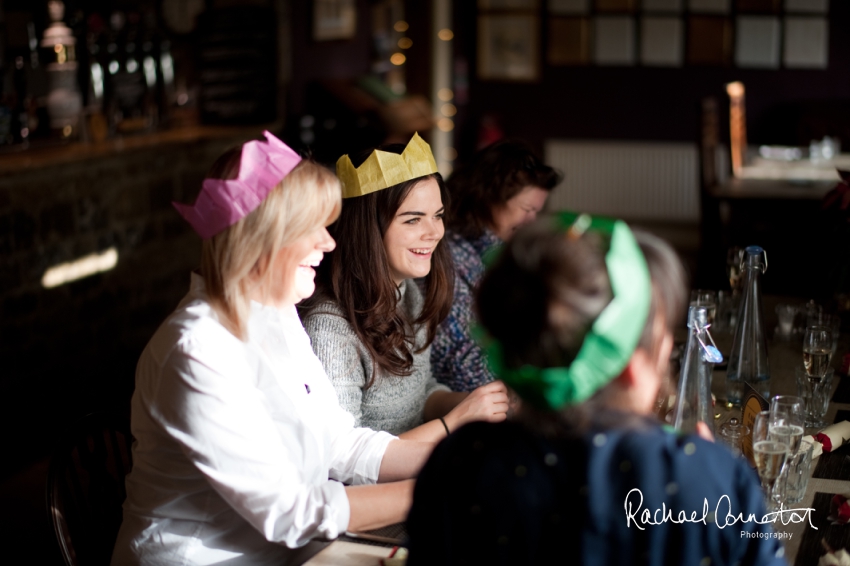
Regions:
[[406, 383, 511, 442], [443, 380, 510, 432]]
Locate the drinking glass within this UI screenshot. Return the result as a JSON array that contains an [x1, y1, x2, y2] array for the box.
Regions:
[[808, 312, 840, 359], [795, 366, 835, 428], [803, 325, 834, 378], [770, 396, 805, 450], [775, 304, 797, 337], [769, 396, 805, 505], [690, 290, 717, 325], [752, 410, 789, 511], [782, 438, 815, 505], [716, 290, 737, 333]]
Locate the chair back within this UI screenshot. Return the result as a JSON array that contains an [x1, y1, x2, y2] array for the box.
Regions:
[[46, 411, 133, 566]]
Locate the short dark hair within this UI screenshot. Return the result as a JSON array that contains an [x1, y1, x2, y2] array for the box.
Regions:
[[476, 219, 686, 409], [447, 139, 562, 239], [302, 144, 454, 386]]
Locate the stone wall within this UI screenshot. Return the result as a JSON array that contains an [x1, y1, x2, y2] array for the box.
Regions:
[[0, 132, 252, 476]]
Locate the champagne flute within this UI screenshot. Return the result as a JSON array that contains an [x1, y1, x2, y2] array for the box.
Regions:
[[808, 312, 840, 360], [803, 325, 834, 433], [752, 410, 788, 512], [769, 396, 805, 506], [803, 325, 834, 379], [770, 396, 805, 453]]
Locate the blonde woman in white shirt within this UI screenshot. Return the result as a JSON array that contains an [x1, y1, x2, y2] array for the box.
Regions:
[[111, 132, 433, 566]]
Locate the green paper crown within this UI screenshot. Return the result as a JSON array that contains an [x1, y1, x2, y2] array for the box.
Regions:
[[480, 212, 652, 410]]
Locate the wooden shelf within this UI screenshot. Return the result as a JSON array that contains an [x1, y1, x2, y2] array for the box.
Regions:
[[0, 125, 272, 177]]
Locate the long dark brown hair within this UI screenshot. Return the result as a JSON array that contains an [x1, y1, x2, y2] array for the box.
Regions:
[[303, 145, 454, 386], [448, 139, 562, 240]]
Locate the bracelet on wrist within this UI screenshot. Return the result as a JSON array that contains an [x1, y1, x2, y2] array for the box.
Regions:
[[439, 417, 450, 436]]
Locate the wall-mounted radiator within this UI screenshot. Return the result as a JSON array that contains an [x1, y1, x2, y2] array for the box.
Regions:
[[544, 140, 701, 223]]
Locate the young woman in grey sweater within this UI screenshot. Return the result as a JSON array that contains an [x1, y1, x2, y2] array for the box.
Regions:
[[300, 138, 509, 442]]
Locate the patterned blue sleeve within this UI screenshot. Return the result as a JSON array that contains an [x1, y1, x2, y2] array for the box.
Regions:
[[431, 234, 496, 392]]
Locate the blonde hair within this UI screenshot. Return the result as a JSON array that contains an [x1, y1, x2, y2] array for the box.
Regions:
[[200, 155, 341, 340]]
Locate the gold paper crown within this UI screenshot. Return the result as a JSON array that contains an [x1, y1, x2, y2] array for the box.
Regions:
[[336, 132, 439, 199]]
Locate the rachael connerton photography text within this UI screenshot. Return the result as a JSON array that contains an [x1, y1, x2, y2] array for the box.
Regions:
[[623, 488, 816, 531]]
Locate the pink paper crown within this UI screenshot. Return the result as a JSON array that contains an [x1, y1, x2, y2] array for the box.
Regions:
[[173, 131, 302, 239]]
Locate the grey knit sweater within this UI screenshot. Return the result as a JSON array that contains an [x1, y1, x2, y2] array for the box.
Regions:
[[303, 280, 450, 435]]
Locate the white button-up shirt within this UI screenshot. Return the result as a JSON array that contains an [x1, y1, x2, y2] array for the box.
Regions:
[[111, 274, 395, 566]]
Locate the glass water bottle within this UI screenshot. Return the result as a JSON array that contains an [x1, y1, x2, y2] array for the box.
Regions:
[[726, 246, 770, 405], [673, 306, 720, 435]]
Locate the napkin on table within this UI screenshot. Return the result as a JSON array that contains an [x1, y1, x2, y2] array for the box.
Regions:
[[815, 421, 850, 454]]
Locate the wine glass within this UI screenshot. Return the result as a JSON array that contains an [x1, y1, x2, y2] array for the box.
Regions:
[[808, 312, 840, 360], [803, 325, 834, 379], [752, 410, 788, 512], [769, 396, 805, 506]]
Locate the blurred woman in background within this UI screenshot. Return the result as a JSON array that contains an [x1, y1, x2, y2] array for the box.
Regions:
[[433, 139, 561, 392]]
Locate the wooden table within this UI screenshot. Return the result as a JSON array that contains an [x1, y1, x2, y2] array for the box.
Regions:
[[710, 177, 835, 201], [304, 301, 848, 566], [738, 155, 850, 183], [303, 541, 395, 565], [709, 153, 848, 200], [708, 309, 850, 566]]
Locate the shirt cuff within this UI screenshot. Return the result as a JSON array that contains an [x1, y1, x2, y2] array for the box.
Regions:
[[319, 480, 351, 539], [356, 430, 396, 484]]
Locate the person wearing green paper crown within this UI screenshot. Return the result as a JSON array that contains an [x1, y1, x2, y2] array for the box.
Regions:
[[406, 213, 786, 566], [300, 134, 510, 443]]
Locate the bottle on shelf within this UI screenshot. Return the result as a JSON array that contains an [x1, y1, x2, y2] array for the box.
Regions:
[[82, 12, 108, 142], [138, 9, 160, 129], [40, 0, 83, 139], [26, 17, 50, 141], [109, 11, 151, 134], [11, 54, 29, 145]]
